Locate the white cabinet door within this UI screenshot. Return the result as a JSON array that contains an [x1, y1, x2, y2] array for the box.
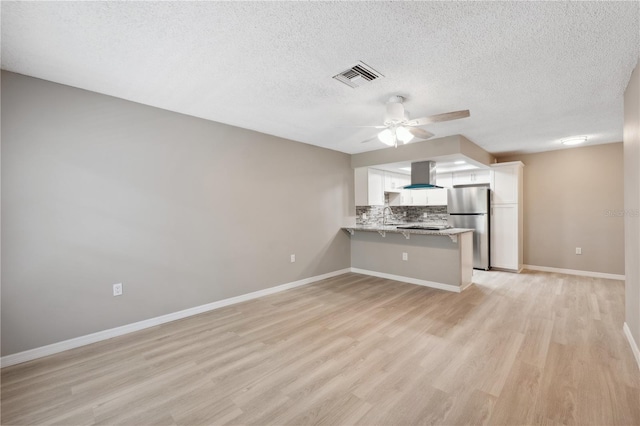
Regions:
[[396, 174, 410, 190], [473, 169, 491, 184], [399, 189, 429, 206], [368, 169, 385, 206], [491, 163, 523, 204], [452, 171, 472, 186], [411, 190, 428, 206], [383, 172, 395, 192], [452, 169, 491, 186], [491, 204, 519, 270], [354, 168, 369, 206], [426, 188, 448, 206], [384, 172, 410, 192], [398, 188, 447, 206], [400, 189, 411, 206], [400, 190, 412, 206], [436, 173, 453, 188], [354, 168, 385, 206]]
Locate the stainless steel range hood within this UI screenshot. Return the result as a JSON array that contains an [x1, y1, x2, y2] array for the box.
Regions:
[[403, 161, 441, 189]]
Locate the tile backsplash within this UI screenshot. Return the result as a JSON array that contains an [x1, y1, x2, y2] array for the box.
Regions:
[[356, 205, 448, 225]]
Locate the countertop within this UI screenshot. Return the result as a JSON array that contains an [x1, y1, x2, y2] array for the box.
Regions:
[[342, 224, 474, 236]]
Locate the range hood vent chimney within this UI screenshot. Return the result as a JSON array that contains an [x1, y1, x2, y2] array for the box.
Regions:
[[403, 161, 441, 189]]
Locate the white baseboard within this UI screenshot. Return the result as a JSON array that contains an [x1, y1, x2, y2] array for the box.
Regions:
[[0, 268, 351, 368], [623, 322, 640, 371], [491, 266, 524, 273], [523, 264, 625, 281], [350, 268, 464, 293]]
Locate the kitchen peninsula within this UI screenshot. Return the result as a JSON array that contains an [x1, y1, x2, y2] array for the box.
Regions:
[[343, 224, 474, 292]]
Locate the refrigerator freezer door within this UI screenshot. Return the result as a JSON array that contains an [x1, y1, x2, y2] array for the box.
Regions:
[[448, 214, 490, 270], [447, 187, 490, 214]]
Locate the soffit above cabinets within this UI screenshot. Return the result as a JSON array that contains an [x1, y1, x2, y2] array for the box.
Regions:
[[371, 158, 486, 176], [351, 135, 495, 169]]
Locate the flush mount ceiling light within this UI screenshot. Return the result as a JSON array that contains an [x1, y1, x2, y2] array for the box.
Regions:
[[561, 136, 588, 146], [454, 160, 466, 165]]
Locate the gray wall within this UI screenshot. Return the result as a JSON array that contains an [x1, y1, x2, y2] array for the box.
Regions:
[[350, 231, 471, 287], [1, 71, 354, 356], [624, 60, 640, 348], [500, 143, 625, 275]]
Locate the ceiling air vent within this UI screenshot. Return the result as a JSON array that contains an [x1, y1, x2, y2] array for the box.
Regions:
[[333, 61, 383, 88]]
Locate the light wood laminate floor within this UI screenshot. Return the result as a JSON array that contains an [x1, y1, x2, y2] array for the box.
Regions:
[[2, 271, 639, 425]]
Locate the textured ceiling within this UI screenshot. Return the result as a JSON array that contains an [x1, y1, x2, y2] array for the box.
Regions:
[[2, 2, 639, 155]]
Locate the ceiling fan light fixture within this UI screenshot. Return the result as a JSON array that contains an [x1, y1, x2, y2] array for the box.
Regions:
[[378, 128, 395, 146], [396, 126, 414, 144], [359, 95, 469, 147]]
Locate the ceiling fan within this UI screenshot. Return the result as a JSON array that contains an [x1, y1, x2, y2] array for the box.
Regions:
[[358, 95, 470, 148]]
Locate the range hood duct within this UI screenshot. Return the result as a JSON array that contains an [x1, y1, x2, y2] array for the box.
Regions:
[[403, 161, 441, 189]]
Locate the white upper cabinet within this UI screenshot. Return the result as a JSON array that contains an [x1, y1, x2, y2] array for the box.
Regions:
[[369, 169, 385, 205], [383, 172, 395, 192], [400, 190, 413, 206], [398, 188, 447, 206], [426, 188, 448, 206], [383, 171, 410, 193], [399, 190, 426, 206], [355, 168, 385, 206], [383, 172, 396, 192], [452, 169, 491, 186], [355, 167, 449, 207], [491, 162, 524, 205], [411, 190, 428, 206], [396, 173, 411, 192], [436, 173, 453, 188]]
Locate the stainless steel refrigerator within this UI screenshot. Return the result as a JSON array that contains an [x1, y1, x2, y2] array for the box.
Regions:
[[447, 187, 490, 270]]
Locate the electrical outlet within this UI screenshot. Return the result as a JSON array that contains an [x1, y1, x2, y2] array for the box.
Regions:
[[576, 247, 582, 255], [362, 213, 367, 220], [290, 254, 296, 263], [423, 212, 428, 218], [113, 283, 123, 297], [402, 252, 408, 261], [403, 211, 407, 217]]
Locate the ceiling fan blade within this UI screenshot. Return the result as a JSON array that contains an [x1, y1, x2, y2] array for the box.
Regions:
[[408, 110, 470, 127], [360, 136, 380, 144], [407, 127, 434, 140], [340, 125, 387, 129]]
